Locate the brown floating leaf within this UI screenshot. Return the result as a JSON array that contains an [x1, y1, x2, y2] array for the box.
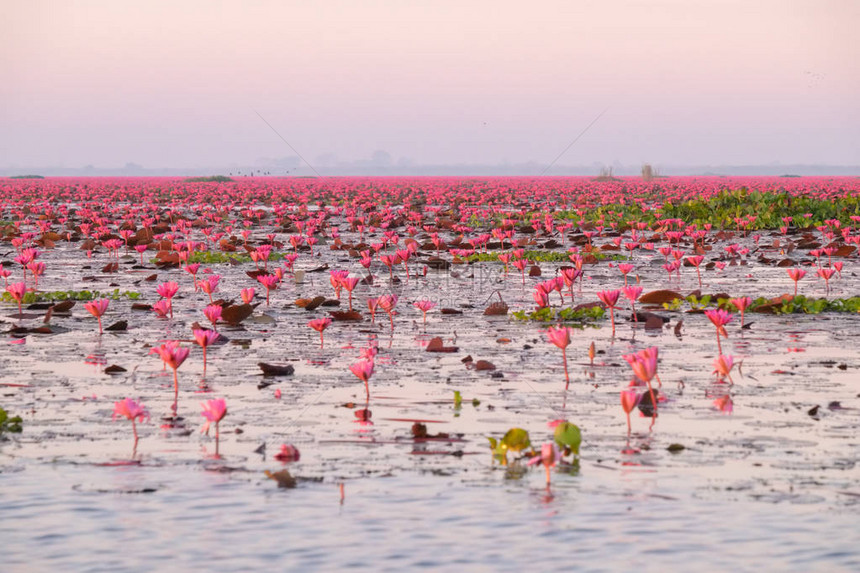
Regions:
[[52, 300, 76, 313], [426, 336, 459, 353], [246, 269, 266, 280], [644, 315, 664, 330], [412, 422, 428, 439], [101, 262, 118, 273], [296, 296, 326, 311], [131, 303, 152, 311], [320, 299, 342, 307], [475, 360, 496, 371], [329, 310, 363, 321], [639, 290, 684, 304], [674, 320, 684, 337], [425, 257, 450, 270], [221, 303, 254, 325], [264, 469, 297, 489], [440, 308, 463, 315], [777, 258, 795, 267], [144, 274, 158, 282], [483, 302, 508, 316], [155, 251, 180, 264], [834, 245, 856, 257], [258, 362, 295, 376], [528, 265, 542, 277], [105, 320, 128, 332], [105, 365, 127, 374]]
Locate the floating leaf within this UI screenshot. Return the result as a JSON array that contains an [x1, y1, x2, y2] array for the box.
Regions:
[[329, 310, 362, 321], [553, 422, 582, 455], [500, 428, 531, 453], [426, 337, 459, 353], [483, 302, 508, 316], [258, 363, 295, 377], [221, 303, 254, 325], [639, 290, 684, 304], [264, 469, 297, 488]]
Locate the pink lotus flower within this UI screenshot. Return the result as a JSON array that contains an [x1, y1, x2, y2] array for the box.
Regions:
[[200, 275, 220, 302], [201, 398, 227, 423], [729, 297, 752, 327], [203, 304, 222, 329], [597, 289, 622, 336], [377, 294, 398, 329], [349, 359, 375, 399], [84, 298, 110, 335], [620, 390, 640, 435], [787, 268, 806, 295], [193, 328, 220, 375], [112, 397, 149, 444], [274, 444, 301, 462], [704, 309, 734, 354], [817, 267, 836, 295], [547, 326, 573, 388], [341, 276, 361, 311], [151, 342, 190, 408], [151, 299, 171, 318], [527, 442, 562, 487], [201, 398, 227, 456], [257, 274, 278, 305], [308, 317, 333, 347], [686, 255, 705, 288], [6, 282, 26, 316], [156, 281, 179, 317], [413, 300, 436, 324], [240, 287, 255, 304]]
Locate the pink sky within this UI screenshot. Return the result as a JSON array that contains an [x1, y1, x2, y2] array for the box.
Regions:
[[2, 0, 858, 168]]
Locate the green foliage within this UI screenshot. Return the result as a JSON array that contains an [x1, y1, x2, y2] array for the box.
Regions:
[[553, 421, 582, 456], [1, 289, 140, 304], [453, 390, 462, 408], [186, 251, 285, 264], [512, 305, 605, 323], [663, 293, 860, 315], [185, 175, 234, 183], [466, 250, 625, 264], [500, 428, 531, 453], [0, 407, 23, 436], [9, 174, 45, 179], [661, 189, 860, 229]]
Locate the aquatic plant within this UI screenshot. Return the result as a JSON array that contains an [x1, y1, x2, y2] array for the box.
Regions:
[[413, 300, 436, 325], [84, 299, 109, 335], [349, 359, 374, 400], [193, 329, 220, 375], [704, 309, 734, 355], [597, 289, 621, 336], [151, 342, 191, 411], [308, 317, 332, 348], [0, 407, 23, 437], [112, 398, 149, 448], [201, 398, 228, 456], [546, 326, 573, 388]]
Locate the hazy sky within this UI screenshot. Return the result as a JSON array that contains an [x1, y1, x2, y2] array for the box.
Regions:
[[2, 0, 858, 169]]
